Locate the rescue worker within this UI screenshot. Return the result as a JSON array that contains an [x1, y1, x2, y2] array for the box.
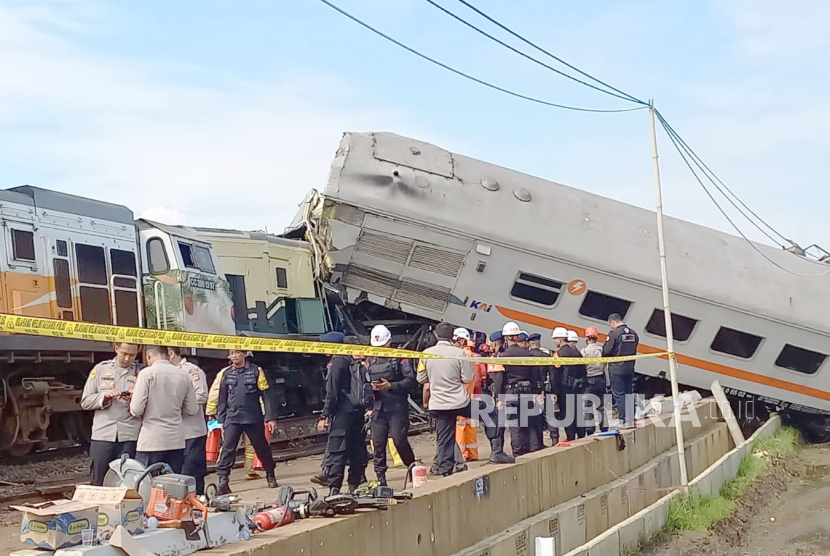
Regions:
[[499, 322, 543, 456], [554, 328, 587, 441], [316, 332, 369, 495], [216, 350, 279, 494], [167, 347, 209, 494], [452, 328, 483, 461], [130, 345, 199, 473], [581, 327, 608, 434], [417, 323, 473, 476], [81, 343, 142, 486], [206, 360, 257, 480], [366, 324, 416, 486], [311, 330, 346, 488], [482, 331, 514, 463], [526, 333, 550, 448], [602, 314, 640, 429]]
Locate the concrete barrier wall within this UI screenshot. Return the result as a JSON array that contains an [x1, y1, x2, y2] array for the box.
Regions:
[[453, 418, 733, 556], [564, 414, 782, 556], [211, 399, 724, 556]]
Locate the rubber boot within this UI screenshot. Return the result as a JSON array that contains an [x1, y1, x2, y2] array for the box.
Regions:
[[488, 438, 515, 464], [266, 474, 278, 488], [217, 475, 232, 495]]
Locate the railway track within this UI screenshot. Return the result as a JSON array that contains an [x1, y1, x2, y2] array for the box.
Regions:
[[0, 417, 431, 506]]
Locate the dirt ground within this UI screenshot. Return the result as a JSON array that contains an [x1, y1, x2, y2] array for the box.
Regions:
[[642, 445, 830, 556], [0, 430, 498, 553]]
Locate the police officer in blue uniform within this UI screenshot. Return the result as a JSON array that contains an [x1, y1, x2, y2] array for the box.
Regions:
[[216, 350, 279, 494]]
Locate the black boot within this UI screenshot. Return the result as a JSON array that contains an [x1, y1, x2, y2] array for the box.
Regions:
[[266, 474, 278, 488], [489, 438, 515, 464], [377, 472, 387, 486], [310, 473, 329, 487], [217, 475, 232, 495]]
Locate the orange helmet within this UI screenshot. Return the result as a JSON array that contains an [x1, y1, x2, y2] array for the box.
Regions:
[[585, 326, 599, 339]]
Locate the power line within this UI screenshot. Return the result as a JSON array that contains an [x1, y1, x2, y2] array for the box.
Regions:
[[656, 112, 830, 277], [453, 0, 646, 105], [656, 114, 793, 247], [315, 0, 646, 113], [422, 0, 642, 105], [654, 111, 786, 249]]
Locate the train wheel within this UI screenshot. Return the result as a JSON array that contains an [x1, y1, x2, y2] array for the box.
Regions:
[[2, 440, 33, 458]]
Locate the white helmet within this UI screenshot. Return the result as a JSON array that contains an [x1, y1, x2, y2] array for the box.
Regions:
[[370, 324, 392, 347], [567, 330, 579, 343], [551, 327, 568, 339], [502, 321, 521, 336], [453, 328, 471, 341]]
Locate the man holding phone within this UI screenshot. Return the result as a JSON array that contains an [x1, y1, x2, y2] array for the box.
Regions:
[[365, 325, 416, 486]]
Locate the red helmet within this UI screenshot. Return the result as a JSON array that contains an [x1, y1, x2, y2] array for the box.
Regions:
[[585, 326, 599, 338]]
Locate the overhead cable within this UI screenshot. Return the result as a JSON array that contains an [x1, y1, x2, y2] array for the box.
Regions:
[[453, 0, 646, 105], [656, 112, 830, 277], [315, 0, 646, 113], [423, 0, 642, 105]]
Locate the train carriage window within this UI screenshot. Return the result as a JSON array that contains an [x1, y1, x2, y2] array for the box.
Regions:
[[775, 344, 826, 375], [276, 267, 288, 289], [179, 242, 197, 269], [110, 249, 137, 276], [114, 290, 140, 327], [12, 229, 36, 261], [53, 259, 72, 308], [56, 239, 68, 257], [579, 291, 631, 322], [510, 272, 562, 307], [710, 327, 763, 359], [645, 309, 698, 342], [75, 244, 107, 285], [79, 286, 111, 324], [147, 238, 169, 275], [194, 246, 215, 274]]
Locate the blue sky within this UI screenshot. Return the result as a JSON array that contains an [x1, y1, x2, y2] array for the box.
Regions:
[[1, 0, 829, 256]]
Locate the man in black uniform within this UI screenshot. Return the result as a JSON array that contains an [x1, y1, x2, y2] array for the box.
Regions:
[[526, 333, 551, 448], [316, 333, 369, 494], [481, 331, 515, 463], [603, 313, 640, 429], [498, 322, 543, 456], [553, 328, 587, 441], [366, 325, 416, 486], [216, 350, 278, 495]]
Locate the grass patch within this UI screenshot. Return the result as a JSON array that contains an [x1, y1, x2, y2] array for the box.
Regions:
[[667, 426, 799, 532]]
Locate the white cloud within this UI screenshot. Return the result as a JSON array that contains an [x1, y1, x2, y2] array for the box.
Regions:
[[0, 0, 418, 231]]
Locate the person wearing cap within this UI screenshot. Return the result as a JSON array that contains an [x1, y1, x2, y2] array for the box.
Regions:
[[526, 333, 551, 448], [482, 331, 514, 463], [310, 331, 345, 488], [167, 346, 209, 495], [518, 331, 530, 350], [315, 332, 369, 494], [581, 327, 608, 433], [417, 323, 473, 476], [602, 314, 640, 429], [499, 322, 544, 456], [215, 349, 279, 495], [365, 324, 416, 486], [451, 327, 483, 461]]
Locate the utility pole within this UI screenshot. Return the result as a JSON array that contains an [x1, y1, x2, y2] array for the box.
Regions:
[[649, 104, 689, 486]]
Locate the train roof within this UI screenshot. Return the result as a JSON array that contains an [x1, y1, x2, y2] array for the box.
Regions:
[[323, 132, 830, 334], [3, 185, 134, 225], [192, 227, 311, 250]]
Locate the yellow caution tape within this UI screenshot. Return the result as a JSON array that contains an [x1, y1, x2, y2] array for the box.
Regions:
[[0, 314, 669, 366]]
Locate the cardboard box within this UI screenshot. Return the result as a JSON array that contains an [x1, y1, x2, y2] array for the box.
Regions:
[[72, 485, 145, 536], [11, 500, 98, 550]]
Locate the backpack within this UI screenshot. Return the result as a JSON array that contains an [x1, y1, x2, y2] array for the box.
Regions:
[[344, 358, 373, 410]]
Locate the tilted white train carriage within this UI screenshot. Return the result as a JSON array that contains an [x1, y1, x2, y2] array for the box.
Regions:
[[307, 131, 830, 429]]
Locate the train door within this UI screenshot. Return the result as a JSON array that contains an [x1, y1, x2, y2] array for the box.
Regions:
[[108, 248, 141, 326], [2, 221, 52, 317], [72, 242, 141, 326], [50, 237, 76, 321]]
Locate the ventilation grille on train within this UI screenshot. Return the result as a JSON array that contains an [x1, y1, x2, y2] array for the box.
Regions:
[[342, 264, 451, 313], [408, 245, 465, 277], [354, 231, 412, 265]]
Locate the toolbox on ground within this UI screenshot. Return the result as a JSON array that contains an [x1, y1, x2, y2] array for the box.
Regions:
[[10, 500, 98, 550], [72, 485, 145, 537]]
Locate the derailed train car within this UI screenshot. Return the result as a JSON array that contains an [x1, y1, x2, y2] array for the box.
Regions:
[[301, 131, 830, 436]]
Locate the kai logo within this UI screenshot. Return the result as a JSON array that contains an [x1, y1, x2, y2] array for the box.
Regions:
[[29, 521, 48, 534], [469, 300, 493, 312], [67, 519, 90, 535]]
